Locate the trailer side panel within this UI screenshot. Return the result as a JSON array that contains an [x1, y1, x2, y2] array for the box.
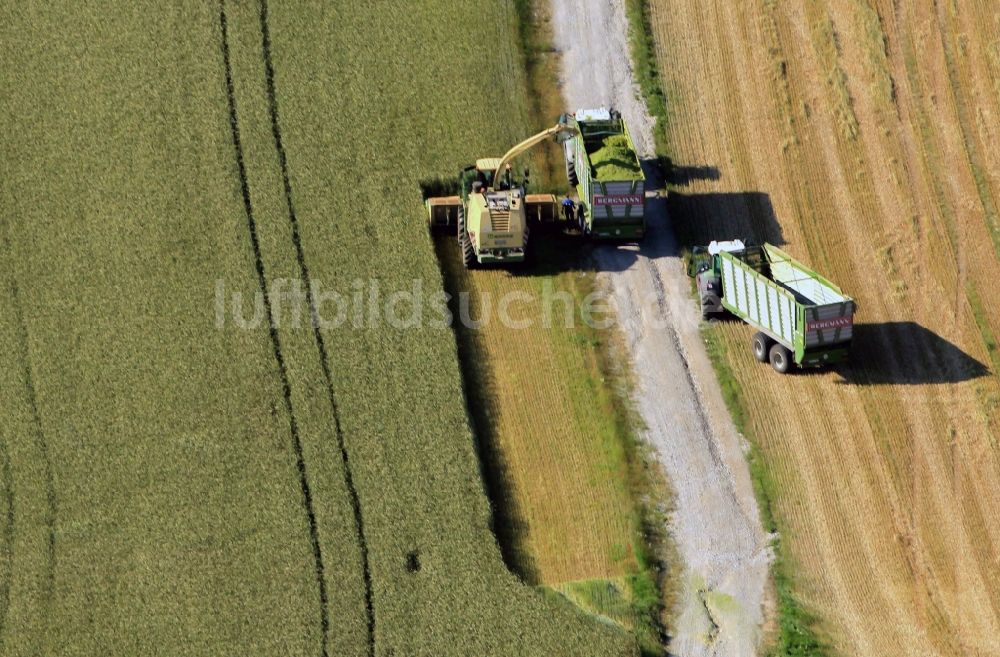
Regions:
[[720, 252, 798, 347]]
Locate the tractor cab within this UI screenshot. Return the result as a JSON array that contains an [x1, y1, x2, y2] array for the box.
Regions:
[[474, 158, 499, 190]]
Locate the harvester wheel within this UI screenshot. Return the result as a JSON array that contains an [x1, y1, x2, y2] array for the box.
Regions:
[[751, 332, 771, 362], [458, 207, 475, 269], [768, 343, 792, 374]]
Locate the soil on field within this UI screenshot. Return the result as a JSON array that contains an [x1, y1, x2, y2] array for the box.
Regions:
[[551, 1, 772, 656]]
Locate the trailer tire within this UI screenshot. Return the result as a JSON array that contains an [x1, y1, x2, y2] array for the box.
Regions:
[[566, 159, 579, 187], [752, 332, 771, 362], [577, 206, 590, 237], [768, 343, 792, 374]]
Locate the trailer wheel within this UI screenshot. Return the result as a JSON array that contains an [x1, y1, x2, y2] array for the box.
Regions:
[[752, 332, 771, 363], [458, 207, 475, 269], [566, 158, 579, 187], [768, 343, 792, 374], [577, 206, 590, 237]]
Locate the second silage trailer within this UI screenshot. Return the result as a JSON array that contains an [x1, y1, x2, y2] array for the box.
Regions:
[[690, 240, 855, 373]]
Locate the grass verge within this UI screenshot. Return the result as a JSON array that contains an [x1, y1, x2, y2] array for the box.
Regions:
[[702, 328, 829, 657], [573, 241, 676, 655], [623, 0, 670, 159]]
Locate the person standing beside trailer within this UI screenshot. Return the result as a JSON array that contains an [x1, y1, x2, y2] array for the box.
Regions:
[[562, 195, 576, 223]]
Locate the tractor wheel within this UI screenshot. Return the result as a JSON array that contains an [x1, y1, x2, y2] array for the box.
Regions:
[[751, 332, 771, 363], [701, 300, 716, 321], [768, 343, 792, 374], [458, 207, 475, 269]]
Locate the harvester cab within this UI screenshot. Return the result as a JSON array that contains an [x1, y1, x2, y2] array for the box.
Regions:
[[424, 116, 578, 268]]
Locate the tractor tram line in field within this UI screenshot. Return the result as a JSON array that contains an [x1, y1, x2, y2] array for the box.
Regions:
[[0, 227, 57, 645], [0, 434, 11, 645], [256, 0, 377, 652], [218, 4, 336, 655]]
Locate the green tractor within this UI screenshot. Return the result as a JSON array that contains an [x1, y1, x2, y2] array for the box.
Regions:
[[425, 117, 578, 267]]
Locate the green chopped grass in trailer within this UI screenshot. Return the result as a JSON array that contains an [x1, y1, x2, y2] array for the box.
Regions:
[[589, 134, 642, 181]]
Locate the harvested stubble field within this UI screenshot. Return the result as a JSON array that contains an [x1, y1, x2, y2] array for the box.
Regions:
[[647, 0, 1000, 655], [437, 234, 665, 653], [0, 1, 637, 656]]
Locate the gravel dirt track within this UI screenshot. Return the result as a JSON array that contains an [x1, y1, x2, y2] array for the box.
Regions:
[[550, 2, 770, 656]]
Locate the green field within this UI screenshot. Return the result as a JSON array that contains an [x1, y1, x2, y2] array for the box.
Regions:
[[0, 2, 636, 655]]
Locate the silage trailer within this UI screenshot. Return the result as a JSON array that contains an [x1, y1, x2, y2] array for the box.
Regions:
[[564, 108, 646, 240], [689, 240, 855, 373]]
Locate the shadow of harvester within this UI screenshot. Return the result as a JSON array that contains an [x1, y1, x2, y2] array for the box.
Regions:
[[838, 322, 990, 385]]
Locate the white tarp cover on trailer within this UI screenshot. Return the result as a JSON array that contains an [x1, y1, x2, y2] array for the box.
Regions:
[[764, 244, 846, 305], [575, 107, 612, 121]]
